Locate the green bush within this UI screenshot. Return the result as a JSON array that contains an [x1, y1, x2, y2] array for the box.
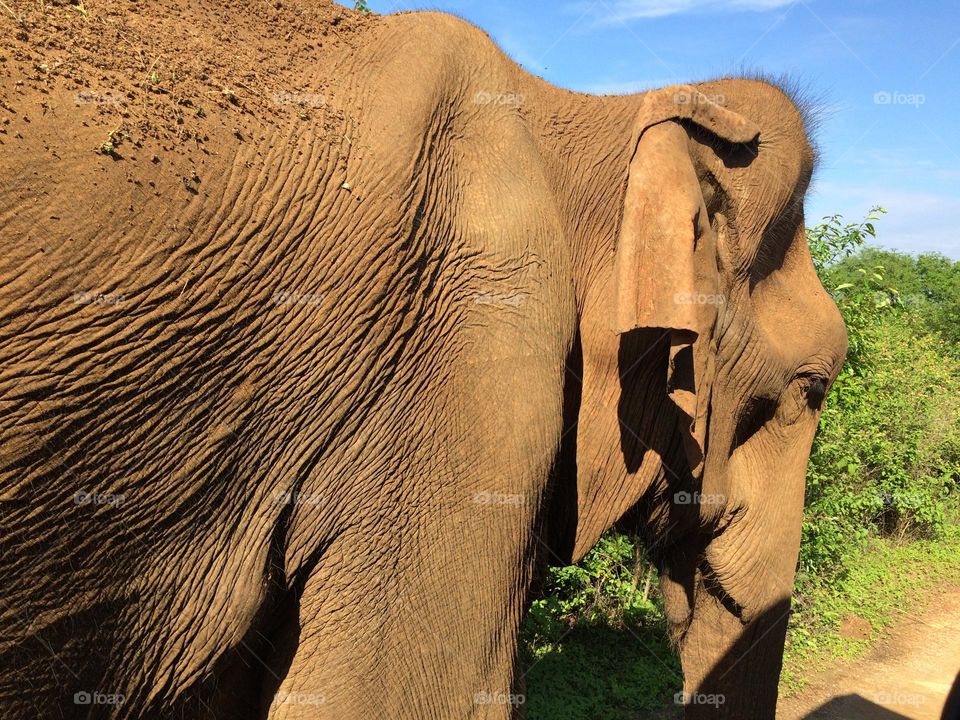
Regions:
[[828, 247, 960, 347], [521, 535, 680, 720], [783, 525, 960, 691], [526, 534, 657, 634], [800, 209, 960, 580], [800, 311, 960, 575]]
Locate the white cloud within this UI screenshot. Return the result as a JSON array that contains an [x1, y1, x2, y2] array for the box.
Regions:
[[584, 0, 798, 22]]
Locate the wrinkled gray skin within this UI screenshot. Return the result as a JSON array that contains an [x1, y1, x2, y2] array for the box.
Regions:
[[0, 11, 845, 720]]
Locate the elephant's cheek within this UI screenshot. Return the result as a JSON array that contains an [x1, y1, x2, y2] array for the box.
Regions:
[[700, 421, 813, 621]]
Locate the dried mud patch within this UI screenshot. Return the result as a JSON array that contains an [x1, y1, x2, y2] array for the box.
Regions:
[[0, 0, 375, 173]]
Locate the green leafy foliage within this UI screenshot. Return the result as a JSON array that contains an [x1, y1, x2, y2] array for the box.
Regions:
[[801, 210, 960, 579], [827, 247, 960, 346], [521, 535, 679, 720], [799, 312, 960, 573], [807, 206, 886, 273], [526, 534, 658, 632], [784, 209, 960, 684], [521, 623, 681, 720]]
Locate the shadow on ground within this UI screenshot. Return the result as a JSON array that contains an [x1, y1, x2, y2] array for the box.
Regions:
[[798, 694, 912, 719]]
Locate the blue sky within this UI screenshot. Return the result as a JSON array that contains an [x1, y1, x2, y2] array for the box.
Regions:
[[337, 0, 959, 259]]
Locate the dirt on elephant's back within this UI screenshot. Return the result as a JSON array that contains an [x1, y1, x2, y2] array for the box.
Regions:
[[1, 0, 377, 172]]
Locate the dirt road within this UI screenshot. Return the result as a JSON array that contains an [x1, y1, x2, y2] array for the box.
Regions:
[[778, 587, 960, 719]]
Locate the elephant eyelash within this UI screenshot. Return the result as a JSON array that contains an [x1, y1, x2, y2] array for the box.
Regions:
[[732, 375, 827, 452], [780, 374, 829, 426], [801, 375, 827, 411]]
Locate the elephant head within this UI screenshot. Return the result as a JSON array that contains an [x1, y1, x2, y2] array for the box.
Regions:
[[551, 78, 847, 718]]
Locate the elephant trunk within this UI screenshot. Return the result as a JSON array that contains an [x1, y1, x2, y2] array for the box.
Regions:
[[660, 409, 814, 718], [675, 587, 790, 719]]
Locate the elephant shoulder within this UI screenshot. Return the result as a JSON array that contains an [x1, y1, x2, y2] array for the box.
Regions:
[[376, 11, 507, 66], [345, 11, 530, 169], [354, 11, 522, 113]]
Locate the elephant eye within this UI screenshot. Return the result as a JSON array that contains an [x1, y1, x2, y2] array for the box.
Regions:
[[805, 377, 827, 410]]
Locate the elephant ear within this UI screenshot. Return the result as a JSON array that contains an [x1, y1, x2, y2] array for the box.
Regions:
[[612, 87, 760, 476]]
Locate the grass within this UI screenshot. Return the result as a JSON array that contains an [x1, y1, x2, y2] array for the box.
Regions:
[[781, 523, 960, 693], [522, 620, 681, 720]]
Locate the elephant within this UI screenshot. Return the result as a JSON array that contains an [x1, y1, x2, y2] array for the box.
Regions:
[[0, 4, 846, 719]]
